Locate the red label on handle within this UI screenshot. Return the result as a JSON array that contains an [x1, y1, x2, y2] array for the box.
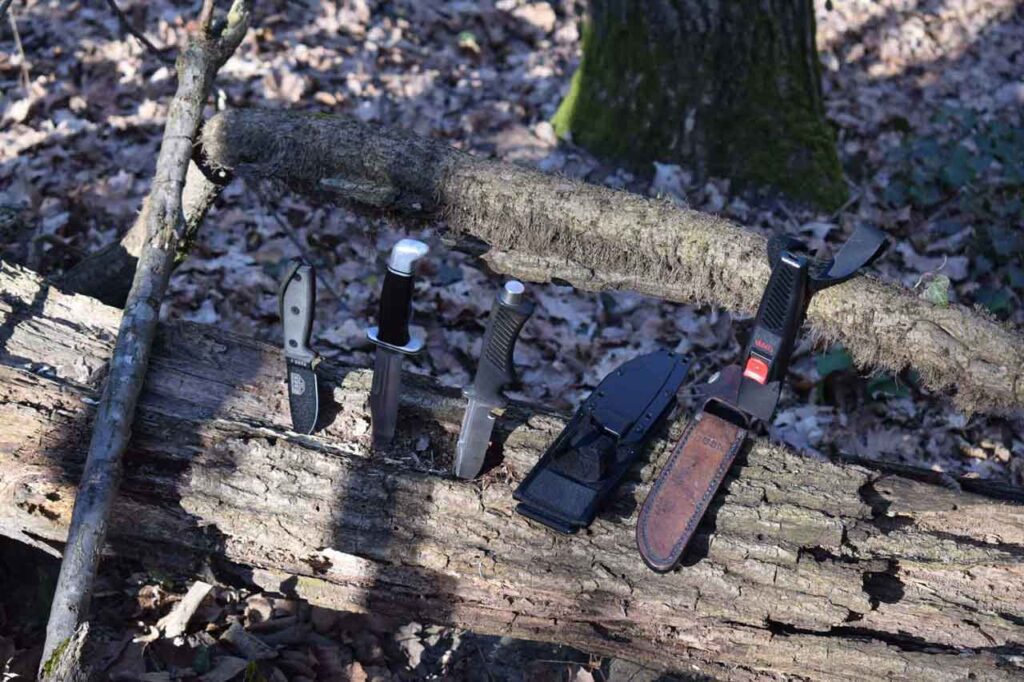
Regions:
[[743, 357, 769, 384]]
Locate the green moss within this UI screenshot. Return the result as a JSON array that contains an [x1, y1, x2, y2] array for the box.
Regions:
[[41, 636, 71, 677], [551, 67, 582, 139], [551, 2, 846, 210]]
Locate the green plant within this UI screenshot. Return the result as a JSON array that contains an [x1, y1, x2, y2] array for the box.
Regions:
[[882, 107, 1024, 317]]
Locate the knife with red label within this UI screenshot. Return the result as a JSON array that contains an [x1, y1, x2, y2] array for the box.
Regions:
[[636, 225, 888, 572], [279, 259, 321, 435]]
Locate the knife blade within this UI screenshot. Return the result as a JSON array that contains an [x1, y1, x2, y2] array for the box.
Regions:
[[454, 280, 534, 479], [367, 238, 429, 448], [279, 259, 320, 435]]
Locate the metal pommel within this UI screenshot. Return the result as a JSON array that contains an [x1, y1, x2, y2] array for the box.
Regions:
[[500, 280, 526, 306], [387, 239, 429, 275]]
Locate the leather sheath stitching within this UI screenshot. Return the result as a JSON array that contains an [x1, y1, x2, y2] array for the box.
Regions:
[[638, 416, 746, 568]]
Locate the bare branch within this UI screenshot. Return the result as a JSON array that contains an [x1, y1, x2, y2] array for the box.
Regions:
[[40, 0, 254, 669], [199, 109, 1024, 416]]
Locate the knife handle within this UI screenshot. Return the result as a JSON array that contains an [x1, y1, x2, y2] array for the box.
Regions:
[[280, 261, 318, 364], [377, 269, 415, 346], [742, 252, 808, 385], [375, 239, 428, 349], [473, 281, 534, 404]]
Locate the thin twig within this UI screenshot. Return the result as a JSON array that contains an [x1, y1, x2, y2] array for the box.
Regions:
[[104, 0, 175, 64], [0, 0, 14, 24], [7, 11, 30, 95], [472, 643, 494, 682], [829, 188, 862, 221], [247, 180, 344, 301]]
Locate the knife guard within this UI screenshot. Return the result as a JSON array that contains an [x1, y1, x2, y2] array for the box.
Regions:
[[513, 350, 690, 534]]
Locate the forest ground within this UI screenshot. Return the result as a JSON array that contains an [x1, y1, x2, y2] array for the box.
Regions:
[[0, 0, 1022, 679]]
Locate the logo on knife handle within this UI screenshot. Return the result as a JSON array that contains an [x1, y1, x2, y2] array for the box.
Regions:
[[290, 371, 306, 396]]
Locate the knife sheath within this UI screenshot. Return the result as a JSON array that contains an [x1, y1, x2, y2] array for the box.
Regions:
[[514, 350, 690, 534], [636, 412, 747, 572]]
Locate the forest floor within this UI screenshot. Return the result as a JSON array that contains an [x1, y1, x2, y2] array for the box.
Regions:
[[0, 0, 1022, 679]]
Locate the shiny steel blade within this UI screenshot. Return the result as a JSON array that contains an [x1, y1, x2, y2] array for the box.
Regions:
[[369, 348, 404, 447], [454, 396, 498, 479], [286, 360, 319, 434]]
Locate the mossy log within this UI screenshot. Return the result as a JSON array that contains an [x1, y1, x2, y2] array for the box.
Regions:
[[198, 108, 1023, 416], [64, 110, 1022, 416], [2, 262, 1023, 680], [551, 0, 845, 208]]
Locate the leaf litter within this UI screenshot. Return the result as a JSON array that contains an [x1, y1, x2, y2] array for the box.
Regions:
[[1, 0, 1023, 678]]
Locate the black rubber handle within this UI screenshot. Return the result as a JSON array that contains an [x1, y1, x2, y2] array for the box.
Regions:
[[744, 253, 808, 385], [472, 296, 534, 403], [377, 269, 414, 346]]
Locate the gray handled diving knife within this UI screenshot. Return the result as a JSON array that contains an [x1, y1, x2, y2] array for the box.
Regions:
[[454, 280, 534, 479], [279, 260, 321, 435], [367, 239, 429, 449]]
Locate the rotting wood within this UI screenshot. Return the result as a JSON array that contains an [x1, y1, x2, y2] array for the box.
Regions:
[[40, 0, 253, 666], [2, 263, 1023, 681]]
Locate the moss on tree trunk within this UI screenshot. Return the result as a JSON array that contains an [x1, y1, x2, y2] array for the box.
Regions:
[[552, 0, 846, 209]]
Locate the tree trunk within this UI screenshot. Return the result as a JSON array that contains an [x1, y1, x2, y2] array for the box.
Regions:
[[552, 0, 845, 208], [2, 262, 1022, 681]]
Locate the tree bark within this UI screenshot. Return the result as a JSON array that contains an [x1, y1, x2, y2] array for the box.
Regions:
[[551, 0, 845, 208], [2, 262, 1022, 681], [192, 108, 1024, 417]]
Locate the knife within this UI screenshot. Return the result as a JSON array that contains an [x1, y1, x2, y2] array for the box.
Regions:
[[454, 280, 534, 479], [367, 238, 429, 449], [636, 225, 888, 572], [279, 259, 321, 435]]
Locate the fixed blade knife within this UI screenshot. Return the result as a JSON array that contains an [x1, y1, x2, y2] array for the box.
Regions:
[[454, 280, 534, 479], [636, 225, 888, 572], [367, 238, 429, 449], [279, 259, 321, 435]]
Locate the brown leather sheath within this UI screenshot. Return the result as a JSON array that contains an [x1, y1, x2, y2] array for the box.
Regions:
[[636, 412, 747, 572]]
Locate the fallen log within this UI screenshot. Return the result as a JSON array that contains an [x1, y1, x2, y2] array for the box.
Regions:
[[68, 109, 1023, 416], [2, 262, 1023, 681]]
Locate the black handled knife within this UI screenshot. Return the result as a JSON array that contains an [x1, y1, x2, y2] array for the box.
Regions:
[[279, 260, 321, 435], [454, 280, 534, 479], [636, 225, 888, 572], [367, 238, 429, 448]]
